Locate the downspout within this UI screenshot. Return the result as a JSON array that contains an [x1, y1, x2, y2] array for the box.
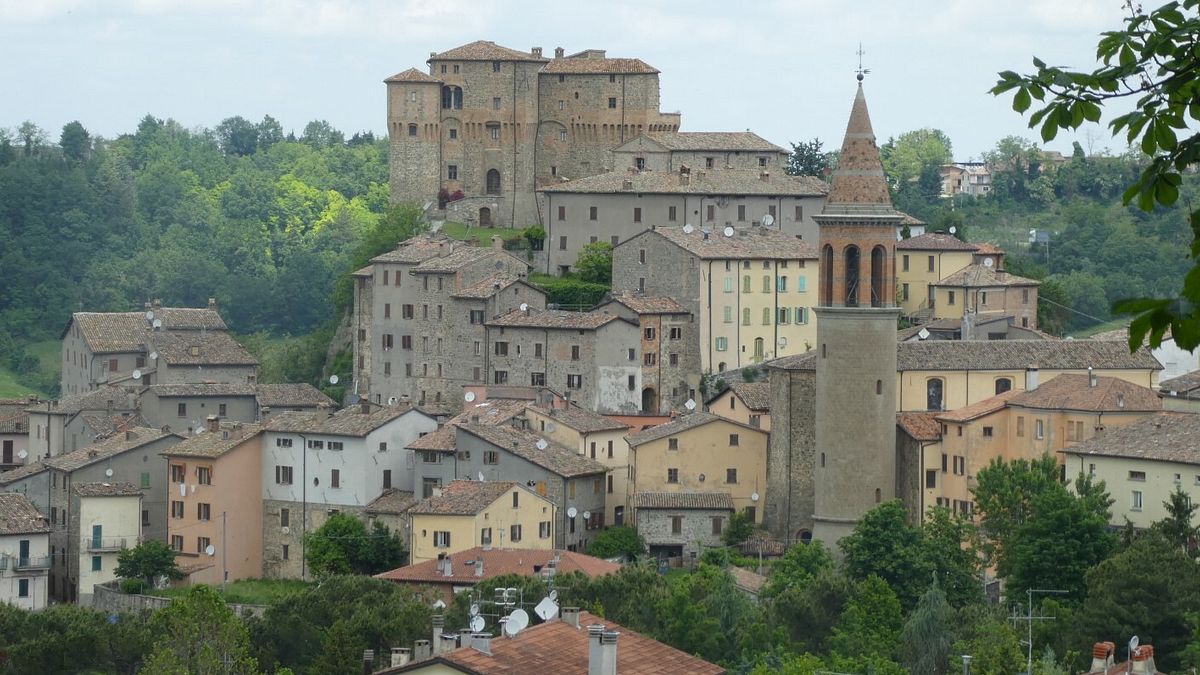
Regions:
[[707, 260, 714, 373], [562, 475, 570, 549], [773, 260, 779, 358], [620, 75, 626, 144], [546, 193, 553, 274]]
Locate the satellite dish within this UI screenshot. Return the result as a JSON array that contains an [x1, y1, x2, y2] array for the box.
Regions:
[[762, 214, 775, 227], [583, 511, 591, 520], [347, 394, 361, 405], [1130, 636, 1140, 652], [535, 439, 548, 450], [778, 336, 788, 348], [722, 226, 734, 238], [478, 471, 485, 482], [948, 226, 957, 234], [545, 422, 556, 432], [205, 544, 216, 557], [535, 595, 559, 621], [549, 589, 558, 601], [17, 450, 27, 460], [470, 616, 486, 632], [432, 599, 446, 610], [567, 506, 578, 519], [505, 609, 529, 636], [329, 374, 340, 385], [193, 428, 204, 436], [152, 319, 162, 329], [281, 526, 290, 534], [464, 391, 477, 403], [918, 328, 931, 340], [104, 468, 114, 477], [149, 351, 158, 361], [470, 602, 480, 617], [983, 257, 994, 268], [684, 399, 696, 411], [751, 492, 760, 502], [131, 370, 142, 380], [388, 397, 398, 405], [519, 303, 529, 312], [145, 311, 155, 321], [682, 223, 694, 234]]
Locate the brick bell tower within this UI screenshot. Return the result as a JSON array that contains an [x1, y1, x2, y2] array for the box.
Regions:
[[810, 74, 901, 546]]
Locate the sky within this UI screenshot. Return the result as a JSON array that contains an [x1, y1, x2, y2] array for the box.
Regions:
[[0, 0, 1134, 160]]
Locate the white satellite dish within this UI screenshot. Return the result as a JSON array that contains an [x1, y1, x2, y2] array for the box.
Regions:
[[470, 602, 480, 617], [470, 616, 486, 632], [17, 450, 27, 460], [545, 422, 556, 432], [682, 223, 694, 234], [751, 492, 760, 502], [205, 544, 216, 557], [762, 214, 775, 227], [583, 511, 591, 520], [534, 595, 559, 621], [948, 226, 957, 234], [432, 599, 446, 610], [388, 396, 398, 405], [149, 351, 158, 361], [477, 471, 485, 482], [464, 391, 476, 403], [329, 374, 340, 385], [104, 468, 113, 477], [131, 370, 142, 380], [549, 589, 558, 602], [778, 336, 788, 348], [145, 311, 155, 321], [152, 319, 162, 329], [535, 439, 548, 450], [684, 398, 696, 411], [1130, 636, 1140, 652], [519, 303, 529, 312], [567, 506, 578, 518], [983, 257, 994, 268], [917, 328, 931, 340], [281, 526, 290, 534], [505, 609, 529, 636], [722, 225, 734, 238]]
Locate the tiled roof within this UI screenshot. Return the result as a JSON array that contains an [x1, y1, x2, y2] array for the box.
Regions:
[[1062, 412, 1200, 465], [375, 547, 620, 585], [409, 400, 532, 452], [1008, 374, 1161, 412], [974, 242, 1004, 255], [45, 428, 179, 473], [147, 383, 257, 397], [541, 168, 827, 197], [385, 68, 440, 83], [933, 264, 1039, 288], [427, 610, 725, 675], [823, 84, 895, 212], [896, 233, 979, 251], [635, 226, 818, 261], [729, 382, 770, 411], [642, 131, 785, 153], [151, 308, 227, 331], [161, 423, 263, 458], [457, 424, 608, 477], [897, 412, 943, 440], [936, 390, 1022, 423], [152, 330, 258, 366], [413, 246, 525, 274], [729, 566, 768, 594], [71, 481, 141, 497], [0, 493, 50, 535], [264, 405, 418, 438], [898, 212, 925, 226], [370, 234, 453, 264], [768, 340, 1161, 372], [29, 386, 139, 415], [429, 40, 548, 62], [68, 312, 149, 354], [487, 308, 623, 330], [254, 383, 335, 408], [407, 426, 458, 452], [365, 488, 418, 515], [526, 405, 629, 433], [634, 492, 734, 510], [0, 461, 48, 486], [0, 400, 30, 434], [600, 292, 688, 315], [542, 57, 659, 74], [452, 273, 527, 299], [626, 412, 761, 447], [78, 412, 150, 437], [409, 480, 526, 516], [766, 351, 818, 371], [1160, 369, 1200, 396]]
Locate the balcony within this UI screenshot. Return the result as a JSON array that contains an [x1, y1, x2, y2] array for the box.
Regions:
[[15, 556, 52, 570], [84, 537, 131, 552]]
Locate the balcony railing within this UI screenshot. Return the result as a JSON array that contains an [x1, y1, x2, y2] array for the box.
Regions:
[[84, 537, 130, 552], [15, 555, 51, 570]]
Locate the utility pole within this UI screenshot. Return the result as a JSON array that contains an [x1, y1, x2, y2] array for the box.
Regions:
[[1021, 588, 1068, 674]]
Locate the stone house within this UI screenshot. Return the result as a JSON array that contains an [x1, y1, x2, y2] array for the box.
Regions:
[[525, 403, 632, 527], [387, 41, 681, 228], [43, 427, 182, 603], [141, 383, 258, 434], [484, 308, 641, 414], [539, 167, 827, 275], [260, 404, 438, 579], [594, 292, 698, 414], [706, 381, 771, 432], [69, 482, 141, 606], [0, 399, 31, 471], [254, 384, 338, 420], [364, 488, 420, 543], [408, 479, 556, 564], [929, 264, 1039, 330], [633, 492, 734, 560], [0, 493, 51, 610], [610, 131, 788, 174], [0, 462, 51, 515], [25, 387, 143, 459]]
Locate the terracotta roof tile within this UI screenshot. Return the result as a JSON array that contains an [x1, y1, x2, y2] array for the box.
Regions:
[[633, 492, 734, 510], [68, 312, 149, 354], [771, 340, 1160, 373], [633, 226, 818, 261], [457, 424, 608, 478], [375, 547, 620, 585], [370, 234, 454, 264], [0, 461, 48, 486], [642, 131, 784, 152], [255, 383, 336, 408], [599, 292, 689, 315], [409, 400, 532, 452], [407, 426, 458, 452], [933, 264, 1039, 288], [45, 427, 180, 473], [728, 382, 770, 411], [542, 168, 827, 197], [729, 566, 768, 594], [1008, 374, 1161, 412], [429, 40, 548, 63], [409, 480, 528, 516], [147, 383, 257, 397], [824, 84, 895, 212], [1062, 412, 1200, 465], [0, 493, 50, 535], [526, 405, 628, 433], [161, 423, 263, 459], [150, 308, 227, 331], [0, 401, 30, 434], [542, 57, 659, 74], [897, 412, 943, 441], [366, 489, 418, 515], [974, 242, 1004, 254], [896, 233, 980, 251], [414, 247, 527, 274], [487, 308, 623, 330], [152, 330, 258, 367], [936, 390, 1021, 423], [898, 212, 926, 226], [1160, 369, 1200, 396], [626, 411, 762, 447], [78, 411, 150, 437], [385, 68, 441, 83], [452, 273, 526, 299], [265, 405, 421, 438], [71, 481, 141, 497]]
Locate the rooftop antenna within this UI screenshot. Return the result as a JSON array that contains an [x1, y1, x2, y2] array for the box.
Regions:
[[856, 43, 869, 81]]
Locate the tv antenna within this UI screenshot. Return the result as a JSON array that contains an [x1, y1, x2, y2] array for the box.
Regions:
[[856, 43, 869, 81]]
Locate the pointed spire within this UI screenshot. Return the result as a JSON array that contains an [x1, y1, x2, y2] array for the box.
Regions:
[[825, 83, 895, 210]]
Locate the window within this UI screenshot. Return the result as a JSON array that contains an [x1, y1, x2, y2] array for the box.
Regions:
[[589, 206, 598, 221], [384, 303, 391, 319], [1034, 419, 1044, 440], [18, 579, 29, 598], [667, 468, 679, 483], [671, 516, 683, 534], [488, 125, 501, 141], [926, 470, 937, 488], [1132, 490, 1144, 511], [383, 470, 392, 489], [171, 501, 184, 518], [762, 308, 771, 325], [171, 535, 184, 551], [633, 207, 642, 223], [777, 308, 790, 324], [567, 374, 582, 389], [948, 290, 956, 306], [1129, 470, 1146, 481], [197, 503, 211, 521], [275, 465, 294, 485], [926, 378, 944, 412], [197, 536, 211, 554], [608, 97, 617, 108], [481, 527, 492, 545], [643, 353, 657, 366], [668, 438, 679, 450], [280, 508, 290, 527], [983, 426, 994, 437], [531, 372, 546, 386], [539, 521, 551, 538], [494, 370, 508, 384], [484, 450, 499, 465], [434, 531, 451, 548], [738, 205, 746, 222], [778, 276, 788, 292], [494, 341, 509, 356], [92, 555, 102, 572], [1023, 289, 1030, 304], [308, 439, 325, 450], [177, 402, 187, 418], [510, 524, 523, 542], [571, 345, 581, 360], [197, 467, 211, 485], [705, 156, 715, 169], [729, 434, 740, 446], [331, 469, 340, 488], [493, 96, 501, 109], [742, 308, 751, 325], [607, 474, 614, 493], [669, 326, 682, 340], [707, 204, 715, 221], [402, 304, 414, 319], [170, 464, 186, 483], [668, 205, 677, 221], [448, 165, 458, 180], [407, 123, 417, 137], [928, 255, 935, 272], [726, 468, 737, 484], [995, 378, 1012, 394], [1017, 416, 1025, 436], [954, 456, 966, 476], [449, 128, 457, 139], [742, 275, 751, 293]]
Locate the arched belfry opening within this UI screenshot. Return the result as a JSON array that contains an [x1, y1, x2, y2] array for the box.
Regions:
[[821, 245, 834, 307], [844, 245, 860, 307], [870, 245, 886, 307]]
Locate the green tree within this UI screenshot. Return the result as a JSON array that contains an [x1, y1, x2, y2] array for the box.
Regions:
[[301, 120, 344, 148], [922, 507, 983, 607], [992, 0, 1200, 350], [1152, 485, 1199, 554], [900, 577, 957, 675], [881, 128, 953, 186], [953, 615, 1025, 675], [786, 138, 833, 177], [142, 585, 258, 674], [840, 500, 931, 610], [115, 540, 184, 591], [575, 241, 613, 285], [59, 121, 90, 161], [304, 513, 406, 577], [216, 116, 260, 156], [770, 567, 852, 653], [721, 509, 755, 547], [763, 540, 834, 597], [587, 525, 645, 559], [971, 455, 1062, 574], [828, 575, 903, 666], [1006, 484, 1115, 601]]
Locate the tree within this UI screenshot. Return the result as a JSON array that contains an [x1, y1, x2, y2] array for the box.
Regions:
[[828, 575, 903, 668], [17, 121, 47, 157], [216, 116, 260, 156], [992, 0, 1200, 351], [922, 507, 983, 607], [1152, 485, 1199, 554], [953, 615, 1025, 675], [301, 120, 344, 148], [587, 525, 645, 559], [257, 115, 284, 150], [763, 540, 834, 597], [142, 585, 259, 674], [115, 540, 184, 592], [59, 121, 90, 161], [899, 577, 957, 675], [304, 513, 406, 577], [786, 138, 832, 177], [574, 241, 613, 285], [881, 128, 953, 187], [971, 455, 1063, 573], [721, 509, 755, 547], [839, 500, 931, 610], [1006, 484, 1115, 601], [770, 567, 852, 654]]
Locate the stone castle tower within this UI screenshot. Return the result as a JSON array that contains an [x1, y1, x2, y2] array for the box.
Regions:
[[386, 41, 681, 228], [809, 79, 901, 545]]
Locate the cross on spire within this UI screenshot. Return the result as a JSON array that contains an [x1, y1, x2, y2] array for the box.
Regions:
[[856, 43, 869, 82]]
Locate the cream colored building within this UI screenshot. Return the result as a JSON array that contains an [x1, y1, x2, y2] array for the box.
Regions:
[[626, 412, 767, 524], [0, 493, 51, 610], [409, 480, 555, 564], [525, 404, 632, 527], [896, 233, 979, 316], [71, 482, 142, 606], [1159, 369, 1200, 413], [1062, 412, 1200, 528], [929, 264, 1039, 329], [707, 382, 770, 431]]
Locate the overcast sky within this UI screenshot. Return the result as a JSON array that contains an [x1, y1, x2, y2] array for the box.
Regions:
[[1, 0, 1133, 160]]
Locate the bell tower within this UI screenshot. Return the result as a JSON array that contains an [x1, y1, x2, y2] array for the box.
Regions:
[[810, 74, 902, 546]]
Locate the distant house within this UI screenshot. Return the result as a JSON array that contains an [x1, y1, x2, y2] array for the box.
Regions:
[[525, 403, 631, 527], [1158, 369, 1200, 413], [0, 399, 31, 471], [0, 492, 51, 610], [706, 382, 771, 431], [407, 480, 556, 564], [70, 482, 142, 606]]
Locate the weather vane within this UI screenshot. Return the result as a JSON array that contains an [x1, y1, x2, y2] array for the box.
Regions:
[[856, 43, 869, 81]]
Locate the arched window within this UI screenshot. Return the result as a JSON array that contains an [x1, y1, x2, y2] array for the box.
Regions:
[[821, 245, 834, 306], [742, 275, 751, 293], [995, 378, 1013, 394], [927, 378, 944, 411], [875, 488, 882, 503], [441, 85, 463, 110], [870, 245, 886, 307], [485, 169, 501, 195], [718, 362, 726, 372], [753, 337, 765, 360], [844, 245, 861, 307], [641, 387, 658, 413], [799, 530, 813, 543]]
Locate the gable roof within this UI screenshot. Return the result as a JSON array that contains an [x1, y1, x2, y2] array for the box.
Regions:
[[409, 400, 532, 452], [27, 386, 140, 416], [630, 226, 818, 261], [45, 428, 180, 473], [264, 405, 424, 438], [542, 57, 659, 74], [71, 481, 141, 497], [151, 330, 258, 367], [727, 382, 770, 411], [79, 411, 150, 438], [370, 234, 454, 264], [366, 489, 419, 515], [385, 68, 441, 83], [456, 424, 608, 478], [896, 233, 979, 251], [375, 547, 620, 586], [541, 168, 827, 197], [769, 340, 1161, 373], [936, 389, 1022, 423], [640, 131, 785, 153], [633, 492, 734, 510], [932, 264, 1039, 288], [1160, 369, 1200, 397], [65, 307, 229, 354], [254, 383, 336, 409], [597, 292, 688, 315], [146, 383, 257, 398], [897, 412, 943, 441], [487, 308, 624, 330], [1008, 374, 1161, 413], [0, 493, 50, 535], [161, 423, 263, 459], [452, 273, 540, 300], [626, 411, 764, 447], [412, 246, 528, 274], [0, 400, 30, 434], [526, 404, 629, 433], [409, 480, 532, 516], [429, 41, 548, 63], [0, 461, 48, 486], [1062, 412, 1200, 465]]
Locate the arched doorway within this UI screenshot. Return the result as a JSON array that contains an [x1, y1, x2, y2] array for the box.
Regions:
[[844, 245, 860, 307], [641, 387, 658, 413], [478, 207, 492, 227], [870, 245, 886, 307], [486, 169, 501, 195]]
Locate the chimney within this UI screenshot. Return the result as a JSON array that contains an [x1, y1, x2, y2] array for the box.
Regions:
[[206, 415, 219, 433], [1025, 364, 1040, 392], [531, 47, 542, 57], [1089, 642, 1116, 673], [474, 556, 484, 577], [587, 625, 613, 675], [1132, 645, 1156, 675], [759, 170, 770, 181], [260, 405, 272, 418], [361, 650, 374, 674], [360, 399, 371, 415], [555, 46, 564, 58], [491, 236, 503, 250], [1088, 366, 1097, 388], [443, 556, 453, 577], [562, 607, 581, 628], [431, 614, 445, 653], [413, 640, 431, 662], [106, 398, 114, 411], [591, 631, 619, 675], [471, 634, 492, 655], [207, 297, 217, 311], [152, 298, 162, 309], [390, 647, 411, 668], [679, 173, 689, 186]]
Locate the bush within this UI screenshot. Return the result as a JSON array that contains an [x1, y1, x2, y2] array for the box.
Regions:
[[528, 274, 610, 308], [121, 578, 147, 594], [588, 526, 646, 560]]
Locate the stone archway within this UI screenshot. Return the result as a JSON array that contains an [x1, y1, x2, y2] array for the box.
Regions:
[[479, 207, 492, 227]]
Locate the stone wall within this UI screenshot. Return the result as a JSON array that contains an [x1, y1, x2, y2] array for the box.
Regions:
[[763, 368, 816, 541], [636, 507, 729, 559], [92, 580, 267, 618]]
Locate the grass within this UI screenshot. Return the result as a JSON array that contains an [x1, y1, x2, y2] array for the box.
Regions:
[[1069, 317, 1129, 338], [149, 578, 311, 605], [0, 340, 60, 399], [0, 369, 40, 399]]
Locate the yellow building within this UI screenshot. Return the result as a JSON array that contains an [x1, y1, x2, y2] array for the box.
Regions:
[[706, 382, 770, 431], [929, 264, 1039, 329], [524, 404, 632, 527], [408, 480, 555, 564], [1062, 412, 1200, 528], [896, 233, 979, 317], [626, 411, 767, 524]]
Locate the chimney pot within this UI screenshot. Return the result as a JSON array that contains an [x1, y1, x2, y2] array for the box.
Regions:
[[562, 607, 581, 628], [555, 47, 564, 58], [532, 47, 542, 57], [414, 639, 431, 662], [207, 297, 217, 311], [360, 399, 371, 415], [206, 415, 220, 433], [391, 647, 411, 667], [432, 615, 445, 654], [588, 625, 617, 675]]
